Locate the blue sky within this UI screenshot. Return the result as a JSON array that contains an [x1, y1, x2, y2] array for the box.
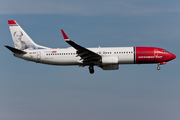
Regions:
[[0, 0, 180, 120]]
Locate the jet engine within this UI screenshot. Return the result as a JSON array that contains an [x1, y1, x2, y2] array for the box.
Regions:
[[101, 56, 118, 65], [101, 64, 119, 70], [100, 56, 119, 70]]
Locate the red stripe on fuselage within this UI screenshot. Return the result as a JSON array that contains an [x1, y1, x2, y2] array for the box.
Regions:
[[135, 47, 174, 64]]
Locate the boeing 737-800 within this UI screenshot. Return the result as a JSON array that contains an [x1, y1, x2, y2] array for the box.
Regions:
[[5, 20, 176, 74]]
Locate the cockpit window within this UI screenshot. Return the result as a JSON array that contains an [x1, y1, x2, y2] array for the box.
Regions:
[[163, 51, 169, 53]]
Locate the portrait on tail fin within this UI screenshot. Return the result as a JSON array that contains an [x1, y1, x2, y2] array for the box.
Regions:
[[8, 20, 49, 50], [13, 31, 34, 50]]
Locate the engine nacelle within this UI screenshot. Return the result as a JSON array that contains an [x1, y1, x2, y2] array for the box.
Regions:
[[102, 64, 119, 70], [101, 56, 118, 65]]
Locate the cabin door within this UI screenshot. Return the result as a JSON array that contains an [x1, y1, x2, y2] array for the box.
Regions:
[[37, 51, 41, 60], [154, 49, 158, 61]]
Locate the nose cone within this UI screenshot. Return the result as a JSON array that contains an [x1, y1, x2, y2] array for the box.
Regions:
[[170, 53, 176, 60]]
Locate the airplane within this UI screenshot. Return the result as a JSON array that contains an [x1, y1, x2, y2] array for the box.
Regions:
[[5, 20, 176, 74]]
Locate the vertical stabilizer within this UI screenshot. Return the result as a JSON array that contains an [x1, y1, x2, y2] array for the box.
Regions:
[[8, 20, 49, 50]]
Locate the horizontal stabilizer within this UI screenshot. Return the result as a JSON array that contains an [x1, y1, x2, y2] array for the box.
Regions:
[[5, 45, 27, 54]]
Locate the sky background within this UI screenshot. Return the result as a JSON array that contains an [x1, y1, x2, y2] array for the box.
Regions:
[[0, 0, 180, 120]]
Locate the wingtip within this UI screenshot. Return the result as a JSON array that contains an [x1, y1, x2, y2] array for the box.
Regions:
[[61, 29, 70, 41]]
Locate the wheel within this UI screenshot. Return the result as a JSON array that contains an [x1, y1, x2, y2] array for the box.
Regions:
[[157, 66, 160, 70], [90, 69, 94, 74], [89, 65, 94, 74]]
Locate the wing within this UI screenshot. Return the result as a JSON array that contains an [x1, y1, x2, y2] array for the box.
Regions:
[[61, 30, 101, 65]]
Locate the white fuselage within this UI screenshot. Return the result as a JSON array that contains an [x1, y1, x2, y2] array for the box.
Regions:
[[15, 47, 135, 66]]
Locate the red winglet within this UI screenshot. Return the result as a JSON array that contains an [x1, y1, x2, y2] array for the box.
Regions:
[[8, 20, 17, 25], [61, 29, 69, 40]]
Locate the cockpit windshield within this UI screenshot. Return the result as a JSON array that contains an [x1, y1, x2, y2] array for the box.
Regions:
[[163, 51, 169, 53]]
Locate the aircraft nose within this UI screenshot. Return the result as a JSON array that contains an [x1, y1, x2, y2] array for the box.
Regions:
[[170, 53, 176, 60]]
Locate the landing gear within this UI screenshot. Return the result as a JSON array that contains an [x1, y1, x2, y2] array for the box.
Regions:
[[157, 64, 160, 70], [157, 62, 166, 70], [89, 65, 94, 74]]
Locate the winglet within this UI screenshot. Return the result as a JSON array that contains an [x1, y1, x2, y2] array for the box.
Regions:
[[61, 29, 70, 41], [8, 20, 18, 26]]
